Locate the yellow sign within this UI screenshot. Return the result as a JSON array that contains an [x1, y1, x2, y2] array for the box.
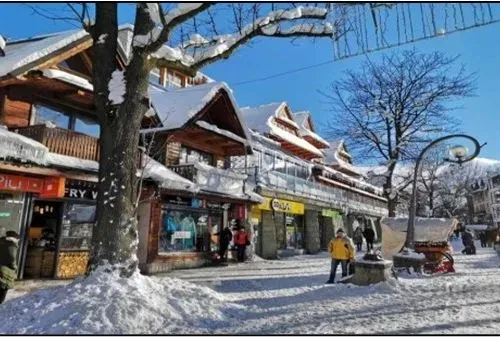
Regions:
[[255, 197, 304, 215]]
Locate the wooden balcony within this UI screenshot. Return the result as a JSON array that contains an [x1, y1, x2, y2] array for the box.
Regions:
[[14, 125, 99, 161]]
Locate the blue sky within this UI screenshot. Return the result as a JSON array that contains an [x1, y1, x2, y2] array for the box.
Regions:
[[1, 3, 499, 162]]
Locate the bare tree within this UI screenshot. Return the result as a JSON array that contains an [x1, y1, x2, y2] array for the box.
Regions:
[[60, 2, 354, 277], [322, 50, 475, 217]]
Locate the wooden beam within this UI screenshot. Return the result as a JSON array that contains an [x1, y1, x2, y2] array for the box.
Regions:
[[36, 39, 93, 71], [80, 50, 93, 74]]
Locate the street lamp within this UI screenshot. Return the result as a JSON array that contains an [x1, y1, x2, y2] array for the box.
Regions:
[[404, 134, 484, 248]]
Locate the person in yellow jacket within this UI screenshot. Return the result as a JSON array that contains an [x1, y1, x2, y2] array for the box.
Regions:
[[326, 228, 355, 284]]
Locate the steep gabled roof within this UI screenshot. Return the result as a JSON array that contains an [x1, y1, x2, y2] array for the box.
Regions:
[[293, 111, 329, 148], [141, 81, 251, 144], [0, 29, 89, 78], [240, 102, 299, 133]]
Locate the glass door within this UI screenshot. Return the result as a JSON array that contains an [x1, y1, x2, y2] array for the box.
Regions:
[[0, 192, 25, 237]]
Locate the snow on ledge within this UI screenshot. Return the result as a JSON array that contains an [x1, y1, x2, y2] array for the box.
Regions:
[[46, 153, 98, 172], [42, 69, 93, 91], [0, 126, 48, 165]]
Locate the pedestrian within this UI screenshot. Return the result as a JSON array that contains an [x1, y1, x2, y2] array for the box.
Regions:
[[0, 231, 19, 304], [217, 225, 233, 262], [461, 230, 476, 255], [234, 226, 249, 262], [479, 231, 487, 248], [326, 228, 355, 284], [353, 227, 364, 252], [363, 225, 375, 252]]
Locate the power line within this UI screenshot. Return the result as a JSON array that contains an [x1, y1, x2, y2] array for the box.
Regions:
[[231, 59, 335, 87]]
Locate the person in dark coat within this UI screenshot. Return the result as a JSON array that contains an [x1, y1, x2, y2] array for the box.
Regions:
[[461, 230, 476, 255], [217, 225, 233, 262], [353, 227, 364, 252], [0, 231, 19, 304], [363, 225, 375, 252], [478, 231, 487, 248]]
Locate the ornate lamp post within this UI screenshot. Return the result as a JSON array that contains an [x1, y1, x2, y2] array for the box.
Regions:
[[404, 134, 484, 248]]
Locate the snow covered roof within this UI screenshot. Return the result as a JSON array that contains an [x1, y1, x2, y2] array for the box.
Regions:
[[0, 25, 139, 79], [0, 29, 89, 78], [0, 126, 48, 165], [293, 111, 329, 148], [240, 102, 298, 133], [268, 121, 324, 158], [142, 82, 251, 144]]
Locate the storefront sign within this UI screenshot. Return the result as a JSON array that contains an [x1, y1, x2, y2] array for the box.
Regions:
[[65, 180, 98, 200], [255, 197, 304, 215], [166, 196, 191, 206], [206, 201, 223, 210], [0, 173, 44, 193], [322, 209, 342, 219]]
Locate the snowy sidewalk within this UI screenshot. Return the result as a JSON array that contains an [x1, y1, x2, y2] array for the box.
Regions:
[[169, 242, 500, 334]]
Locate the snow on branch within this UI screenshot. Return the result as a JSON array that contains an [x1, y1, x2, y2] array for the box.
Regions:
[[152, 6, 332, 71]]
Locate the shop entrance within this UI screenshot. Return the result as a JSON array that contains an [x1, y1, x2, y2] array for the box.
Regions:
[[22, 200, 63, 279], [285, 214, 304, 250]]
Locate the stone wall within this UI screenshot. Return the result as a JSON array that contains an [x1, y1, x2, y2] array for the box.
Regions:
[[305, 210, 320, 254]]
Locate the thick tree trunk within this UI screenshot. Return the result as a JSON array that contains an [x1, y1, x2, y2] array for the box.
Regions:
[[88, 4, 151, 276]]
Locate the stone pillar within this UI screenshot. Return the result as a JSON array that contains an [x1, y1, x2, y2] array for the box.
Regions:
[[305, 210, 320, 254], [350, 260, 394, 286], [344, 214, 356, 237], [261, 211, 278, 259], [320, 216, 335, 250]]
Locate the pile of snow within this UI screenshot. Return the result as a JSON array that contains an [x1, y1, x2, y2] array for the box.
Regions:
[[0, 126, 48, 165], [0, 269, 244, 334]]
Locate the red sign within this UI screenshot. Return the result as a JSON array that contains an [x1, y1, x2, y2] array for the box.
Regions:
[[0, 173, 66, 198], [40, 176, 66, 198], [0, 173, 44, 193]]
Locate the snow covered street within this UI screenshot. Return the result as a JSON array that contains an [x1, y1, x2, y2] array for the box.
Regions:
[[166, 241, 500, 334], [1, 240, 499, 334]]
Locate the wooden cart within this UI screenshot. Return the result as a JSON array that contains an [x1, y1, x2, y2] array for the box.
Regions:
[[414, 241, 455, 274]]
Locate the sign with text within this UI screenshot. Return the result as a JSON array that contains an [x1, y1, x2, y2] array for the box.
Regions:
[[255, 197, 304, 215], [0, 173, 44, 193], [65, 180, 98, 200]]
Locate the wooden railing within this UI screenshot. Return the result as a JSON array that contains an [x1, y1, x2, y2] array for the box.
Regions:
[[15, 125, 99, 161]]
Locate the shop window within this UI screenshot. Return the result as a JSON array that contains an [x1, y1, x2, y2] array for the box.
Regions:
[[159, 209, 222, 253], [59, 202, 96, 251]]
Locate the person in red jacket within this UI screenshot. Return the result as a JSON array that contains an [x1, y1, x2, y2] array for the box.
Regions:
[[234, 226, 249, 262]]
